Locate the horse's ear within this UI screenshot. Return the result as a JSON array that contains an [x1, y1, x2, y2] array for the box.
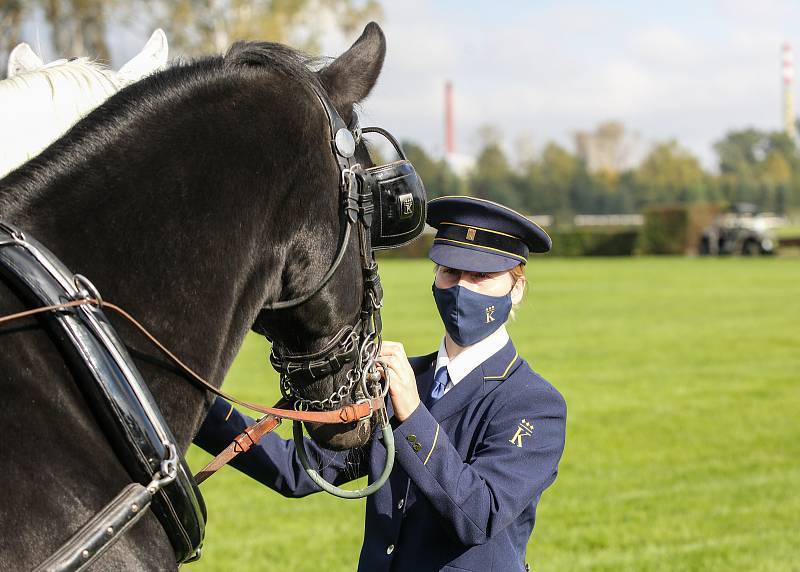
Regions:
[[117, 29, 169, 83], [318, 22, 386, 125], [7, 43, 43, 77]]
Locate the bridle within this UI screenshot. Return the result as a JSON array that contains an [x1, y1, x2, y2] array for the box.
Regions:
[[259, 82, 426, 424], [256, 84, 386, 418], [248, 84, 418, 498], [251, 81, 427, 497]]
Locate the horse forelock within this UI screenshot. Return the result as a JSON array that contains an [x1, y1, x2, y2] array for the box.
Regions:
[[223, 40, 326, 97]]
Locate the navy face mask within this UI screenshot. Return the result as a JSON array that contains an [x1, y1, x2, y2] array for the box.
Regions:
[[432, 283, 513, 347]]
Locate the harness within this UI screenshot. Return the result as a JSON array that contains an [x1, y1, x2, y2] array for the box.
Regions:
[[0, 224, 204, 569], [0, 84, 426, 570]]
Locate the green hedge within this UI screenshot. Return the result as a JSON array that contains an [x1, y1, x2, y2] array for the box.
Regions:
[[547, 227, 639, 256], [377, 227, 639, 259], [639, 203, 721, 255], [376, 233, 435, 260]]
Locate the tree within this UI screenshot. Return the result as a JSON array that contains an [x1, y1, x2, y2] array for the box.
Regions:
[[529, 143, 579, 217], [574, 120, 638, 175], [0, 2, 26, 73], [0, 0, 110, 70], [133, 0, 382, 55], [470, 142, 520, 210], [632, 141, 708, 207], [713, 129, 800, 212], [2, 0, 381, 72]]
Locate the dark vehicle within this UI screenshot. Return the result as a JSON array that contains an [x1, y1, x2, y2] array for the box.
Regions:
[[700, 204, 780, 256]]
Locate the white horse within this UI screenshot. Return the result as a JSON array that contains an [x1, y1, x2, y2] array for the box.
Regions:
[[1, 29, 169, 177]]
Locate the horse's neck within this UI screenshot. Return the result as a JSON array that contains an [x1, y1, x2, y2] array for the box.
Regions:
[[0, 112, 300, 450]]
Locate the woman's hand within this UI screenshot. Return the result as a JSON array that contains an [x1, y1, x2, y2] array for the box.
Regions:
[[378, 341, 420, 422]]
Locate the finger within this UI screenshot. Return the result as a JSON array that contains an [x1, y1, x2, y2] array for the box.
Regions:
[[386, 341, 405, 354], [377, 359, 402, 381], [380, 359, 400, 376], [378, 344, 400, 357], [379, 341, 405, 356], [378, 358, 403, 379]]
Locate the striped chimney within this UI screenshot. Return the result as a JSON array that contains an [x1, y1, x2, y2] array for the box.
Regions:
[[783, 43, 796, 140]]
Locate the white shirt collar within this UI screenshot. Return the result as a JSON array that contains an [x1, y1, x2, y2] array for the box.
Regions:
[[434, 325, 509, 390]]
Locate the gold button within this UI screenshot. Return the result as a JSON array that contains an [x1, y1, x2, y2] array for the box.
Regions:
[[412, 443, 421, 452], [406, 435, 417, 442]]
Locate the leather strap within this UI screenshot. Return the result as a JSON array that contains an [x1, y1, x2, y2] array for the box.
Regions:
[[194, 413, 282, 484], [0, 297, 386, 426]]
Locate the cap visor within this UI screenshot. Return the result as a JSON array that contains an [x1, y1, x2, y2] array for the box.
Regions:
[[428, 243, 522, 272]]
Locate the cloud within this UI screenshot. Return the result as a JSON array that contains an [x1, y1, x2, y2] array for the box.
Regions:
[[52, 1, 798, 172], [337, 2, 799, 171]]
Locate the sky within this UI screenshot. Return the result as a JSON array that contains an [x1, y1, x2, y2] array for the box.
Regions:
[[315, 0, 800, 170], [21, 0, 800, 170]]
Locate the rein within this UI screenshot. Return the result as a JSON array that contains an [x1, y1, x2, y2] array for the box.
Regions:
[[0, 297, 384, 426]]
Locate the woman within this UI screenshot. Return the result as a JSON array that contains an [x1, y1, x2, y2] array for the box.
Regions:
[[196, 195, 567, 572]]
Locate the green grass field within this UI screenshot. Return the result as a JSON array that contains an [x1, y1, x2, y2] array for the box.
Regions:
[[185, 257, 800, 571]]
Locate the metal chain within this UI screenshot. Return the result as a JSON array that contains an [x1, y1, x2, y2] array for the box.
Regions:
[[283, 303, 384, 411]]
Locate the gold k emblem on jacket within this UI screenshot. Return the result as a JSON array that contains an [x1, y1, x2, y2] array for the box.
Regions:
[[509, 419, 534, 447], [485, 305, 495, 323], [466, 227, 476, 241]]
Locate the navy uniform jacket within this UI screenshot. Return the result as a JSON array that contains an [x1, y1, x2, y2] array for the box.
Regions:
[[195, 339, 567, 572]]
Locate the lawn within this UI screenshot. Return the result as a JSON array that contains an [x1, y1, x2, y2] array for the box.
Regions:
[[186, 257, 800, 571]]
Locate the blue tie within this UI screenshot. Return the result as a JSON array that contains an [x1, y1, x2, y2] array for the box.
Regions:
[[428, 367, 449, 406]]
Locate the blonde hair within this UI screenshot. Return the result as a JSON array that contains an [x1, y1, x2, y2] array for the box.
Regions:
[[509, 264, 527, 296]]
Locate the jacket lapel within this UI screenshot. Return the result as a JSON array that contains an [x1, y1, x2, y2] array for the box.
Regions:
[[428, 339, 522, 422], [481, 339, 522, 386], [428, 364, 484, 421], [413, 354, 437, 406]]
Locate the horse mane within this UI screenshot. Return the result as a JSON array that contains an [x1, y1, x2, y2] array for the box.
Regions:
[[0, 58, 125, 177], [2, 41, 328, 198]]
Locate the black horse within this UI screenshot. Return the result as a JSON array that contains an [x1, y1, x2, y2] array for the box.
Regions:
[[0, 23, 386, 570]]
